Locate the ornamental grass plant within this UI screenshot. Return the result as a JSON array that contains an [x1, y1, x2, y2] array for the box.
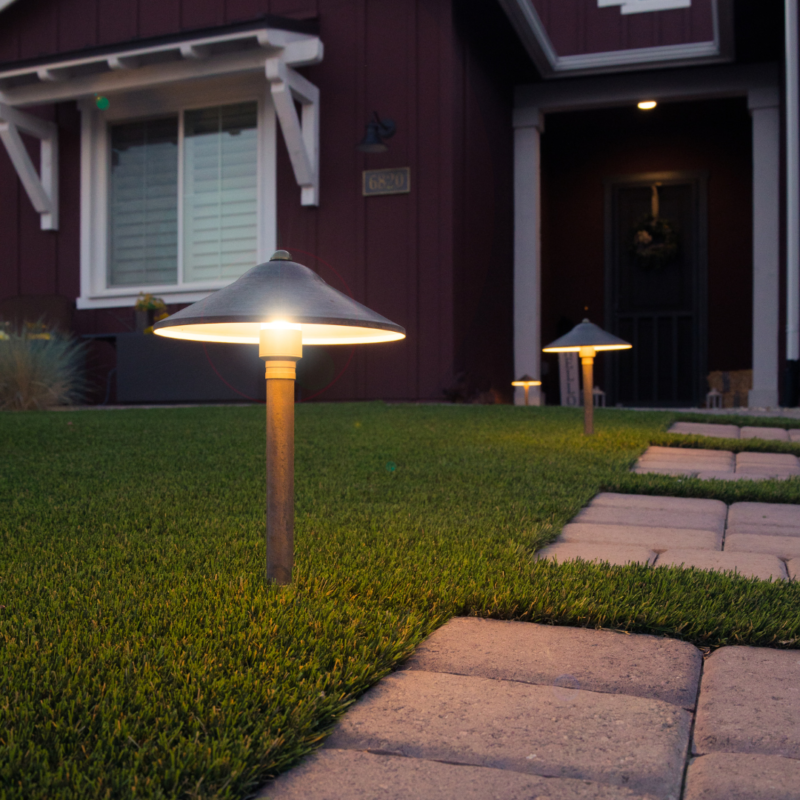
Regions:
[[0, 328, 87, 410], [1, 404, 799, 799]]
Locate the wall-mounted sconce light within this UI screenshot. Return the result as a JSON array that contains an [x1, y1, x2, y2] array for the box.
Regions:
[[356, 112, 396, 153]]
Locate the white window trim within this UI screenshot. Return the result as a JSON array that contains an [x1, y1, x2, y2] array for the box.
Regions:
[[77, 74, 277, 310]]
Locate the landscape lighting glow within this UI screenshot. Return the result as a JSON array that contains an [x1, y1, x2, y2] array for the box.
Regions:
[[638, 100, 657, 110]]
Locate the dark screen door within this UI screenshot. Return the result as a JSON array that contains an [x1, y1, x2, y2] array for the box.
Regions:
[[604, 172, 707, 406]]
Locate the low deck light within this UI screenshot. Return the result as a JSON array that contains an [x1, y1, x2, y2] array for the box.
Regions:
[[154, 250, 405, 584], [542, 319, 631, 435], [637, 100, 657, 110], [511, 374, 542, 406]]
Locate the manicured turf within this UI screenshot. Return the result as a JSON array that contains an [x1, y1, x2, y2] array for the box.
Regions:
[[2, 404, 799, 799]]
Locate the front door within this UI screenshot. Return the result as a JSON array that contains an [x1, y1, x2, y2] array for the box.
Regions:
[[604, 172, 708, 406]]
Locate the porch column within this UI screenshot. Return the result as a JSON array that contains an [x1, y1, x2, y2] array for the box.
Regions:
[[748, 88, 781, 408], [512, 107, 545, 406]]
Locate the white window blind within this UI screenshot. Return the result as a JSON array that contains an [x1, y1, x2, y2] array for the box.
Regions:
[[109, 117, 179, 287], [183, 102, 258, 284]]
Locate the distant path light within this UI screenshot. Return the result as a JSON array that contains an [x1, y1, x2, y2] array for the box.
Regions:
[[511, 375, 542, 406], [543, 319, 631, 435], [638, 100, 657, 110]]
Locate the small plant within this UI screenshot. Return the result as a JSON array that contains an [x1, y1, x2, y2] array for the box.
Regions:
[[0, 327, 88, 410], [134, 293, 168, 334]]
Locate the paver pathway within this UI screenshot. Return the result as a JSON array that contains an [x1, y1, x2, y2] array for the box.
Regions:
[[538, 494, 800, 580], [668, 421, 800, 442], [259, 619, 800, 799], [633, 445, 800, 481]]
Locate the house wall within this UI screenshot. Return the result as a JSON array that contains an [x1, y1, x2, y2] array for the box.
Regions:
[[539, 97, 753, 401], [0, 0, 523, 403]]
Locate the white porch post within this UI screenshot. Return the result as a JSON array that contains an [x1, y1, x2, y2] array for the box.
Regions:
[[748, 88, 781, 408], [512, 107, 544, 406]]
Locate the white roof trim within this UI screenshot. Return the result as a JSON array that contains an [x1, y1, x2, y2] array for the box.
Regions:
[[0, 26, 322, 107], [497, 0, 733, 79], [0, 0, 19, 13]]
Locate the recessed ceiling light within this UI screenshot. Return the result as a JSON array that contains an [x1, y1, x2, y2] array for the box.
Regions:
[[638, 100, 657, 110]]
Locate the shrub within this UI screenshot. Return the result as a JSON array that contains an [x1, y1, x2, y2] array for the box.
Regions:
[[0, 329, 88, 410]]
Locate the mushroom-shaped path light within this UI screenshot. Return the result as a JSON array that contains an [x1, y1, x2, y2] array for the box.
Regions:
[[542, 319, 631, 435], [511, 374, 542, 406], [154, 251, 405, 584]]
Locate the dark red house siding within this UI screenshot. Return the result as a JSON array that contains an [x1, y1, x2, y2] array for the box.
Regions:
[[0, 0, 522, 403], [539, 97, 753, 402]]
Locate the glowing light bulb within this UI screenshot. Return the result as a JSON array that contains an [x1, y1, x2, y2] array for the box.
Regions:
[[638, 100, 657, 110]]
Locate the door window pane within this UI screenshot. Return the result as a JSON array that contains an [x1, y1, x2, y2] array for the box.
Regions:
[[183, 103, 258, 284], [109, 117, 179, 286]]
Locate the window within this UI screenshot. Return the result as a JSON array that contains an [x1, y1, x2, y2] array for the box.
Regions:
[[78, 77, 277, 309]]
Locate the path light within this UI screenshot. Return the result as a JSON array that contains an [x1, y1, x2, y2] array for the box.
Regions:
[[154, 250, 405, 584], [511, 374, 541, 406], [542, 319, 631, 435]]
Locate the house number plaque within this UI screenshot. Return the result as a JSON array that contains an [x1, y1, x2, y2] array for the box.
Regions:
[[363, 167, 410, 196]]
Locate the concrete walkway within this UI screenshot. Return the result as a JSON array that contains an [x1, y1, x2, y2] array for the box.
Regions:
[[259, 619, 800, 799], [633, 445, 800, 481], [668, 421, 800, 442], [538, 494, 800, 580]]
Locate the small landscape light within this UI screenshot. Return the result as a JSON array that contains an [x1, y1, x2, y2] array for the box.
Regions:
[[542, 319, 631, 435], [511, 374, 542, 406], [637, 100, 657, 110], [154, 250, 405, 584]]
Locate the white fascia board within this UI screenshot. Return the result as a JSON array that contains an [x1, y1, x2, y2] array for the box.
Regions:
[[0, 0, 19, 11], [599, 0, 692, 12], [0, 27, 322, 108], [514, 62, 778, 120]]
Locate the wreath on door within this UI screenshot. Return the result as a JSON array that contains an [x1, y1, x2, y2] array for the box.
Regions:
[[631, 183, 679, 272]]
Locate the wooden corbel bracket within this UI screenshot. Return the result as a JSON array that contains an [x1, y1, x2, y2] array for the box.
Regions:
[[266, 57, 319, 207], [0, 102, 58, 230]]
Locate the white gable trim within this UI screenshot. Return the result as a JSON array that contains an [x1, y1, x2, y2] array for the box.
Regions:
[[0, 0, 19, 12], [497, 0, 733, 79]]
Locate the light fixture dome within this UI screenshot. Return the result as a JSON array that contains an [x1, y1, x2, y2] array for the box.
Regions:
[[154, 251, 406, 345], [542, 319, 631, 353]]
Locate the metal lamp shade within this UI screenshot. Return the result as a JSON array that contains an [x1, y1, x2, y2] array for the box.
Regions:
[[542, 319, 631, 353], [511, 374, 541, 387], [153, 252, 406, 345]]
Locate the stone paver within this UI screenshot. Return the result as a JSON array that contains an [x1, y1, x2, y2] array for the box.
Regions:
[[727, 502, 800, 530], [668, 422, 739, 438], [323, 670, 692, 799], [725, 533, 800, 559], [589, 493, 727, 516], [654, 550, 787, 581], [736, 452, 800, 467], [693, 646, 800, 758], [791, 429, 800, 442], [741, 426, 790, 441], [695, 471, 774, 482], [402, 617, 702, 709], [788, 559, 800, 579], [536, 542, 655, 567], [559, 522, 722, 551], [726, 523, 800, 538], [574, 506, 725, 534], [259, 749, 660, 800], [683, 753, 800, 800]]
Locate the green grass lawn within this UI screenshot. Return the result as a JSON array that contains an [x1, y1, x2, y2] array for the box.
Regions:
[[2, 403, 800, 799]]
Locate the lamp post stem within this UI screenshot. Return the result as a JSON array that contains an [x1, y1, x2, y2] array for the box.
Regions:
[[581, 357, 594, 435], [524, 385, 529, 406], [266, 368, 295, 584]]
